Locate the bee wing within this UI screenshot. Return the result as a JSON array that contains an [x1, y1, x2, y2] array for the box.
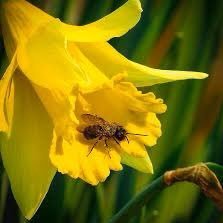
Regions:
[[81, 114, 107, 125]]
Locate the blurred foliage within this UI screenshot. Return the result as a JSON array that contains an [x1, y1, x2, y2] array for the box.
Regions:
[[0, 0, 223, 222]]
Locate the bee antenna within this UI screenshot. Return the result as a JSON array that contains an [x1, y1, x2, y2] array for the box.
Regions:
[[126, 133, 148, 136], [125, 136, 129, 144]]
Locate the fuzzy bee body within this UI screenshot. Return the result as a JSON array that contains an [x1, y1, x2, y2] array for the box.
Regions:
[[79, 114, 146, 157], [82, 122, 124, 140], [83, 125, 104, 140]]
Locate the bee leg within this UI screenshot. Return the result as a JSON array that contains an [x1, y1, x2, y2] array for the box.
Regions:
[[125, 136, 129, 144], [87, 141, 98, 157], [106, 148, 111, 159], [104, 139, 108, 147], [87, 136, 102, 157], [104, 139, 111, 159], [113, 137, 121, 147]]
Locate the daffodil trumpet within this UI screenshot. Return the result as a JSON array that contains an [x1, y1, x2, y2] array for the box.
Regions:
[[0, 0, 208, 219]]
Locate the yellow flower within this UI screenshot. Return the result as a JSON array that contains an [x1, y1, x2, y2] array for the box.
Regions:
[[0, 0, 208, 219]]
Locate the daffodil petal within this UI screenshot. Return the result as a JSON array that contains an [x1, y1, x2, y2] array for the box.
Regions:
[[121, 140, 147, 157], [49, 134, 80, 179], [0, 0, 53, 58], [1, 72, 56, 219], [79, 146, 122, 185], [121, 152, 153, 173], [77, 42, 208, 86], [67, 43, 108, 91], [0, 53, 17, 132], [50, 131, 122, 185], [33, 84, 77, 142], [79, 84, 132, 125], [115, 81, 167, 113], [126, 112, 162, 147], [17, 20, 79, 91], [62, 0, 142, 42], [17, 20, 84, 139]]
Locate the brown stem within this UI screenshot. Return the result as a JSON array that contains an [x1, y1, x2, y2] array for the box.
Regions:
[[164, 163, 223, 211]]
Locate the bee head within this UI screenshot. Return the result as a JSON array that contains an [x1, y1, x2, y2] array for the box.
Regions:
[[115, 126, 127, 141]]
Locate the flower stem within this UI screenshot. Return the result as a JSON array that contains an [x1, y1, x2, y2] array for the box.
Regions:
[[109, 163, 223, 223], [109, 176, 165, 223]]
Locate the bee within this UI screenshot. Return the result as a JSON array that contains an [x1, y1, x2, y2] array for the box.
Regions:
[[78, 114, 147, 157]]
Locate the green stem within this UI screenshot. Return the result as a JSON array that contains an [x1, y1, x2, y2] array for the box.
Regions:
[[109, 176, 165, 223], [109, 163, 223, 223], [206, 162, 223, 182]]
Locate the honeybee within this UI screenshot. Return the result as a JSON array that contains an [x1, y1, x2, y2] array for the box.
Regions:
[[78, 114, 147, 157]]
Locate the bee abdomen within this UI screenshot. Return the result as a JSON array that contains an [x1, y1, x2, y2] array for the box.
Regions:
[[83, 125, 103, 140]]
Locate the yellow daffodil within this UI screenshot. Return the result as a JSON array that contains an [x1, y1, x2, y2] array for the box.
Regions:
[[0, 0, 208, 219]]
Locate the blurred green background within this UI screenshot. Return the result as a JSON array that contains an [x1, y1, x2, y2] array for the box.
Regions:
[[0, 0, 223, 222]]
